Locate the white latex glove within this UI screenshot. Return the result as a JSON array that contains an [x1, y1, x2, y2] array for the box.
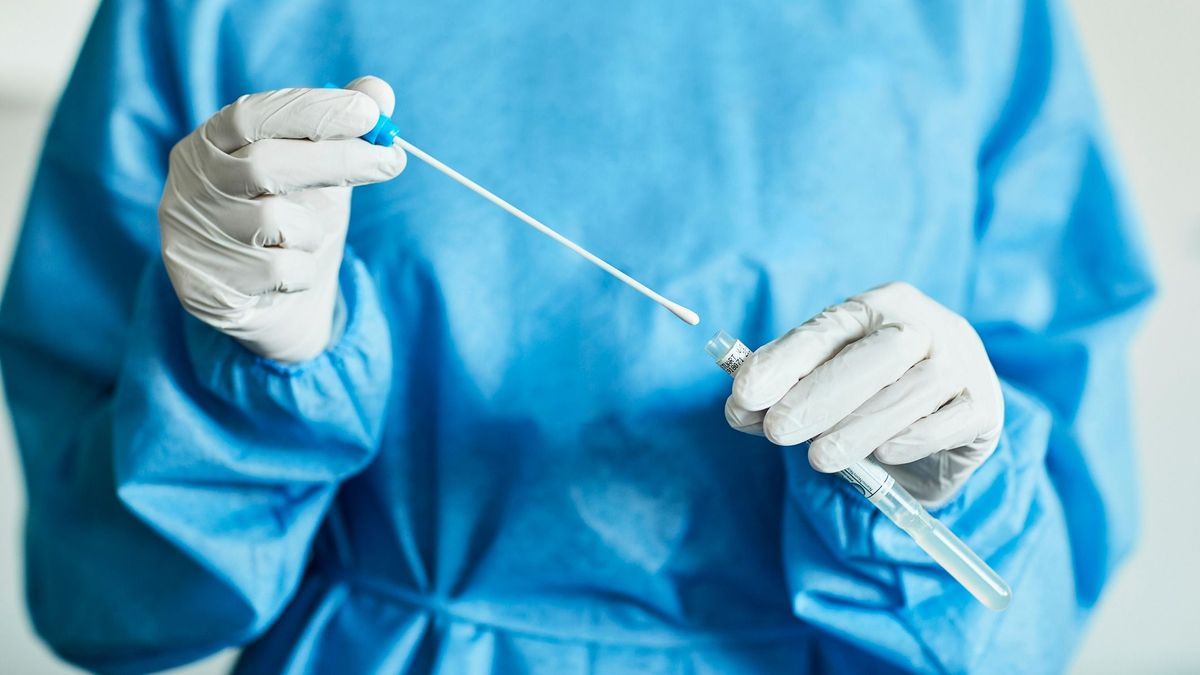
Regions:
[[159, 76, 406, 362], [726, 282, 1004, 506]]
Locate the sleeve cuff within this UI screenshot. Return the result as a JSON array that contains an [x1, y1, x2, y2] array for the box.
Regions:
[[181, 247, 394, 449]]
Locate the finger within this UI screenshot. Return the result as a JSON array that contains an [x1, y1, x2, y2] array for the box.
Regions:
[[217, 138, 405, 196], [205, 87, 382, 153], [253, 194, 326, 251], [203, 191, 340, 250], [731, 298, 874, 412], [873, 392, 981, 465], [806, 358, 960, 472], [161, 250, 255, 327], [725, 396, 765, 435], [256, 190, 350, 251], [762, 322, 930, 446], [222, 246, 318, 296], [345, 75, 396, 117], [725, 396, 766, 436]]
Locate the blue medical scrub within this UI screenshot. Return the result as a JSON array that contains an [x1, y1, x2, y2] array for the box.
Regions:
[[1, 1, 1154, 673]]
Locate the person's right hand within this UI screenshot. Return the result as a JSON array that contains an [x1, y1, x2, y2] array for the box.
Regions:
[[159, 76, 406, 363]]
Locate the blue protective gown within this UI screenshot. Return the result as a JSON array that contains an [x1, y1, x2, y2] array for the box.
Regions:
[[1, 1, 1155, 673]]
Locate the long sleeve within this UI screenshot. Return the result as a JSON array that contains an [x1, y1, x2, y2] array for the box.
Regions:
[[0, 2, 393, 672], [777, 1, 1155, 672]]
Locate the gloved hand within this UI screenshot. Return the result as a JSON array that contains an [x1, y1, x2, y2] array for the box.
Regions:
[[725, 282, 1004, 506], [159, 76, 406, 363]]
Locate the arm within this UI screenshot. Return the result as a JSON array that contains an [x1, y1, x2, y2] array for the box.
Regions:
[[1, 2, 394, 672], [733, 1, 1153, 671]]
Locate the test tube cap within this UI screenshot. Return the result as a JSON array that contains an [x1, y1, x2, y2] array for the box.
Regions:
[[704, 329, 738, 362]]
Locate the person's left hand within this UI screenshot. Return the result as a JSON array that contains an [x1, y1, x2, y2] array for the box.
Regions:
[[725, 282, 1004, 506]]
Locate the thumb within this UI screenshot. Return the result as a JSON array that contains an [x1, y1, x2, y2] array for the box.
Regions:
[[344, 75, 396, 117]]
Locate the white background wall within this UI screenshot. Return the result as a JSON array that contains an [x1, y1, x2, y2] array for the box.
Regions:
[[0, 1, 1196, 673]]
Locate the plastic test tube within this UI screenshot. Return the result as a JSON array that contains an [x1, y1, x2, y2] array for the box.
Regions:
[[705, 330, 1012, 611]]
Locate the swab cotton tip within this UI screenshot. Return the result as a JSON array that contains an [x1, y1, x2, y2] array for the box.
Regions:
[[667, 304, 701, 326]]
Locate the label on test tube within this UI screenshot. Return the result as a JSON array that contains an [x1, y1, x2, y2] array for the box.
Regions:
[[715, 340, 752, 376], [839, 460, 895, 499]]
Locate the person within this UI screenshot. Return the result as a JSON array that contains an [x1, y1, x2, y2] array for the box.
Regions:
[[0, 0, 1154, 673]]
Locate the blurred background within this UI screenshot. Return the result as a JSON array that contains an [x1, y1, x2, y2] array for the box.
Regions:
[[0, 1, 1196, 673]]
